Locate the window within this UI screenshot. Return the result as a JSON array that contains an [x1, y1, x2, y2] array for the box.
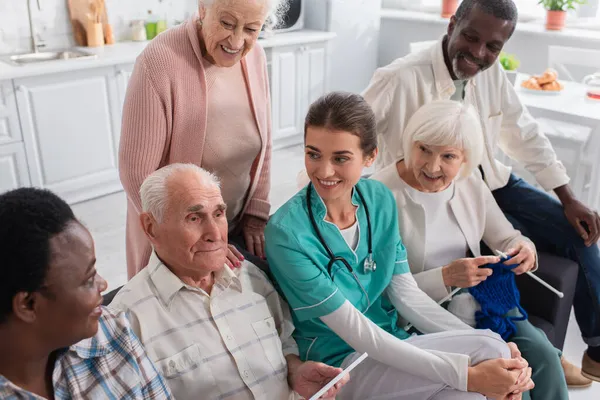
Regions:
[[383, 0, 600, 23]]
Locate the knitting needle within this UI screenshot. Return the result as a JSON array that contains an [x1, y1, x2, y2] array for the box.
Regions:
[[403, 287, 462, 332], [494, 250, 564, 298]]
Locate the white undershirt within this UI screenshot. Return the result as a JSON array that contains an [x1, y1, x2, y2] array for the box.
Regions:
[[339, 220, 359, 250], [401, 180, 468, 271]]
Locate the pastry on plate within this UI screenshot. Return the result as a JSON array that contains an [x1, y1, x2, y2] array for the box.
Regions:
[[537, 68, 558, 85], [541, 80, 563, 91], [521, 77, 542, 90]]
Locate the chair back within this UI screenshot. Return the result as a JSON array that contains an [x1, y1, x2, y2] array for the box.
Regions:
[[548, 45, 600, 82], [409, 40, 437, 54]]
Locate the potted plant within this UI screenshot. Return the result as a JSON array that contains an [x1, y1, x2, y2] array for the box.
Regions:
[[499, 51, 520, 86], [441, 0, 458, 18], [538, 0, 587, 30]]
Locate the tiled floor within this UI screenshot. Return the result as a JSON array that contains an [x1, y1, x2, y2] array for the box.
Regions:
[[72, 144, 599, 398]]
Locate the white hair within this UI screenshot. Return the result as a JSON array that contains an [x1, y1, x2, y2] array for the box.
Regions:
[[140, 163, 220, 222], [199, 0, 290, 29], [402, 100, 484, 179]]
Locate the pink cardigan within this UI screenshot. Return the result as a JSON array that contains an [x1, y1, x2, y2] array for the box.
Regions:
[[119, 17, 272, 279]]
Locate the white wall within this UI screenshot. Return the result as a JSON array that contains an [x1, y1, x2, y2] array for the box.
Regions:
[[0, 0, 197, 55], [304, 0, 382, 94], [378, 13, 600, 78]]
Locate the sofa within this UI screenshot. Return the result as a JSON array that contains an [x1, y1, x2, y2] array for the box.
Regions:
[[102, 251, 578, 350]]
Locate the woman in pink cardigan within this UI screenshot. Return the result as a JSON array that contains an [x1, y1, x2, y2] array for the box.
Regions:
[[119, 0, 288, 279]]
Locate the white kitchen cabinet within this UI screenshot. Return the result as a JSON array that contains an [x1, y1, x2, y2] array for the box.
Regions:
[[114, 63, 135, 157], [269, 41, 327, 147], [0, 142, 30, 193], [115, 63, 134, 110], [0, 81, 22, 146], [14, 67, 123, 204]]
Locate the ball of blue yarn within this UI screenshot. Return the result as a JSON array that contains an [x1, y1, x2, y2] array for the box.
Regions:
[[468, 258, 528, 341]]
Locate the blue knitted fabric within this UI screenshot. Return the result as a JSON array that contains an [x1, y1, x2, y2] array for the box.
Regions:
[[468, 257, 528, 340]]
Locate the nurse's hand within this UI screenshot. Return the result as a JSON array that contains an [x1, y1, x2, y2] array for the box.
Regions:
[[442, 256, 501, 288], [241, 215, 267, 259], [467, 357, 532, 399], [288, 359, 349, 399], [226, 244, 244, 269], [504, 243, 536, 275]]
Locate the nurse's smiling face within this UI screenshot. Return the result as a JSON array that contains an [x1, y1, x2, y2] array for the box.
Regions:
[[305, 126, 377, 204]]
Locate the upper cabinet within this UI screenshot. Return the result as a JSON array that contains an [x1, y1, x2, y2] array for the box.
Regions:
[[14, 67, 123, 204]]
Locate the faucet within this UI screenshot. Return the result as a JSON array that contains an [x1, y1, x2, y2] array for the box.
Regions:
[[26, 0, 45, 53]]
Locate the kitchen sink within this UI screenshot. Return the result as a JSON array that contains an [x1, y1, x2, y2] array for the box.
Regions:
[[2, 50, 97, 66]]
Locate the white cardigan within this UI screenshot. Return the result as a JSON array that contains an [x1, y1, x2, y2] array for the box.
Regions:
[[371, 164, 537, 302]]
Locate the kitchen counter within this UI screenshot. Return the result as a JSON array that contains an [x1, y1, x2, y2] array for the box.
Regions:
[[0, 29, 336, 81]]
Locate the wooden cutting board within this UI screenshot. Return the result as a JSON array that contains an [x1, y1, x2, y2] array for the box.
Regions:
[[67, 0, 110, 46]]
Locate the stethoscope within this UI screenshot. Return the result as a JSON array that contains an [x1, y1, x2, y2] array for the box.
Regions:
[[306, 182, 375, 310]]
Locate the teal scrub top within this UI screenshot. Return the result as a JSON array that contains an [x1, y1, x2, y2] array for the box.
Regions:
[[265, 179, 412, 368]]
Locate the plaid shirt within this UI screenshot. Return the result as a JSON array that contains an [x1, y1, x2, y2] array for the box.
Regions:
[[0, 308, 173, 400]]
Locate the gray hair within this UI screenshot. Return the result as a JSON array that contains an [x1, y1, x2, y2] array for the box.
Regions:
[[402, 100, 484, 179], [199, 0, 290, 29], [140, 163, 220, 222]]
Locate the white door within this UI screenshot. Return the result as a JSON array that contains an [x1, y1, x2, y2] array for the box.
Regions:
[[270, 46, 301, 140], [15, 67, 123, 204], [0, 142, 30, 193], [297, 44, 327, 128], [0, 81, 22, 146]]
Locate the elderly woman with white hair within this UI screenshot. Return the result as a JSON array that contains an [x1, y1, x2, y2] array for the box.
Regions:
[[119, 0, 288, 279], [371, 100, 575, 399]]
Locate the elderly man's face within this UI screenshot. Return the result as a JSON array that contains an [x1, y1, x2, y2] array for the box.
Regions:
[[150, 171, 229, 275], [446, 5, 514, 79], [199, 0, 268, 67]]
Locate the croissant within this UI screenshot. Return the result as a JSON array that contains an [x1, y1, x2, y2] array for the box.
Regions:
[[541, 81, 563, 91], [521, 77, 542, 90], [537, 68, 558, 85]]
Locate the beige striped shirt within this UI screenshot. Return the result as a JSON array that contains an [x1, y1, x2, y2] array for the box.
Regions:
[[109, 256, 299, 400]]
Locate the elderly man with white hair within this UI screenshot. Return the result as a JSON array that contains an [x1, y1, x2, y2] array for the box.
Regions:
[[109, 163, 348, 400]]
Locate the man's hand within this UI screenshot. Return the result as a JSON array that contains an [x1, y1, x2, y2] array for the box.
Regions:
[[225, 244, 244, 269], [442, 256, 501, 288], [563, 199, 600, 247], [241, 215, 267, 259], [504, 243, 536, 275], [555, 184, 600, 247], [288, 359, 349, 399]]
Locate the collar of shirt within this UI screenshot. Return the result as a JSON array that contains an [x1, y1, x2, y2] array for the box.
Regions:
[[149, 259, 243, 308], [431, 35, 477, 99], [69, 317, 116, 359], [309, 183, 361, 222]]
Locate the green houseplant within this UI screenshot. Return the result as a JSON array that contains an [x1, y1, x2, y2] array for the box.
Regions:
[[499, 52, 520, 86], [538, 0, 587, 30]]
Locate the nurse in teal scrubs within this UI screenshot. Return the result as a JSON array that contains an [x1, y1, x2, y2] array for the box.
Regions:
[[265, 92, 534, 400]]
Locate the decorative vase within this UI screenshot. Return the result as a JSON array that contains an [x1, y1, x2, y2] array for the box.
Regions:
[[546, 10, 566, 31], [441, 0, 458, 19]]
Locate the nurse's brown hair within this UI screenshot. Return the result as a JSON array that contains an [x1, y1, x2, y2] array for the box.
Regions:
[[304, 92, 377, 156]]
